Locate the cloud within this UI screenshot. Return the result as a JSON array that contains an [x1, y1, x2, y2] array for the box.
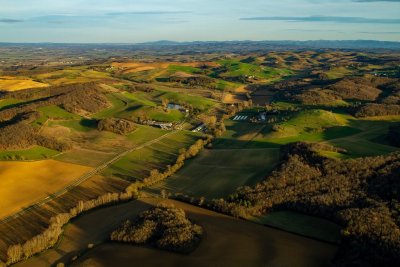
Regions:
[[106, 11, 191, 16], [240, 16, 400, 24], [0, 18, 23, 23], [285, 29, 343, 33]]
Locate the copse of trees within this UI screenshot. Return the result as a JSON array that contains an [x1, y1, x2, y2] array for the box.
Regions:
[[111, 203, 203, 253], [0, 120, 70, 152], [97, 118, 137, 135], [355, 103, 400, 117], [293, 88, 342, 105], [0, 83, 110, 122], [168, 75, 215, 88]]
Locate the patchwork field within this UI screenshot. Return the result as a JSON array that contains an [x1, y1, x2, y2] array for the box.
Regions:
[[102, 131, 201, 181], [34, 68, 111, 85], [0, 160, 92, 218], [148, 148, 280, 198], [0, 76, 48, 91], [215, 111, 400, 158], [16, 199, 338, 267]]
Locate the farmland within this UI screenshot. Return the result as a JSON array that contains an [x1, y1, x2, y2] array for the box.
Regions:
[[0, 160, 92, 218], [148, 148, 280, 198], [16, 199, 338, 267], [0, 45, 399, 267], [0, 76, 48, 91]]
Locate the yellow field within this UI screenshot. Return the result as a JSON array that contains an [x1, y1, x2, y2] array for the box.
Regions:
[[0, 76, 49, 91], [0, 160, 93, 218], [34, 69, 111, 85]]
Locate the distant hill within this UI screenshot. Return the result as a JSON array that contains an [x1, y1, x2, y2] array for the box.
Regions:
[[1, 40, 400, 51]]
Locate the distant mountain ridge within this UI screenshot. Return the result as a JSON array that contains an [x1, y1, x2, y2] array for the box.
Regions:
[[1, 40, 399, 52]]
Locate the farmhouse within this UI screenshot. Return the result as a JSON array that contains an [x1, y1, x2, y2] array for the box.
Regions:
[[192, 123, 206, 133]]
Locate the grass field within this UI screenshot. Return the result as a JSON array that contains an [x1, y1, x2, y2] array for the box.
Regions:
[[33, 105, 81, 126], [102, 131, 201, 181], [16, 199, 338, 267], [94, 91, 187, 122], [148, 148, 280, 198], [34, 68, 111, 85], [55, 125, 168, 167], [0, 160, 92, 218], [158, 91, 217, 112], [0, 146, 60, 161], [48, 119, 97, 132], [325, 67, 353, 79], [215, 59, 292, 82], [253, 211, 342, 244], [0, 76, 49, 91], [213, 111, 400, 157]]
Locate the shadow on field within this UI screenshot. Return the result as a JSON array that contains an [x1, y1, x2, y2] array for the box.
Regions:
[[69, 199, 338, 267]]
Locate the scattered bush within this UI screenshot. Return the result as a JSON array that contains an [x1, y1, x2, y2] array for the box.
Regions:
[[97, 118, 137, 135]]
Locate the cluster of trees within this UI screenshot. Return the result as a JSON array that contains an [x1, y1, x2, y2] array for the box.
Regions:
[[355, 103, 400, 117], [293, 88, 342, 105], [211, 142, 400, 266], [111, 203, 203, 253], [0, 120, 70, 152], [326, 77, 383, 101], [0, 82, 109, 122], [97, 118, 137, 135], [168, 75, 215, 88], [273, 75, 400, 110], [5, 191, 137, 265]]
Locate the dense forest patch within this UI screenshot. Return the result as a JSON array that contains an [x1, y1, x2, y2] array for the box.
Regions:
[[214, 142, 400, 266], [111, 203, 203, 253]]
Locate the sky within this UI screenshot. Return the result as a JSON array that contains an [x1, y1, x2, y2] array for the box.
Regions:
[[0, 0, 399, 43]]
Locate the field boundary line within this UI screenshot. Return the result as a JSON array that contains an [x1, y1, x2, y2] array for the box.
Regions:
[[0, 127, 183, 225]]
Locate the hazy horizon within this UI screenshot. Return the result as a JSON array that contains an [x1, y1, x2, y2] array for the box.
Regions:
[[1, 0, 400, 43]]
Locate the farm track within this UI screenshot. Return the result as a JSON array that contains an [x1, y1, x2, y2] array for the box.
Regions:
[[0, 127, 183, 226]]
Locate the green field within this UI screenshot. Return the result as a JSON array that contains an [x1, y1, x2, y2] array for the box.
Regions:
[[0, 146, 59, 161], [49, 118, 98, 132], [33, 105, 81, 126], [158, 91, 217, 111], [0, 98, 24, 110], [102, 131, 201, 181], [215, 59, 292, 81], [148, 148, 281, 198], [167, 65, 202, 74], [253, 211, 342, 244], [94, 91, 190, 122], [213, 110, 400, 158]]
